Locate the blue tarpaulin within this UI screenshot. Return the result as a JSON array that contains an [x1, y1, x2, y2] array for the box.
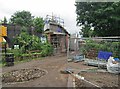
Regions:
[[114, 58, 120, 62], [97, 51, 112, 60], [73, 55, 84, 62], [57, 27, 62, 32]]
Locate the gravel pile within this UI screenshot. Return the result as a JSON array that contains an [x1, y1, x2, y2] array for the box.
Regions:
[[2, 68, 46, 83]]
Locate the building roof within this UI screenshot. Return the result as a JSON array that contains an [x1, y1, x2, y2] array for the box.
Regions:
[[44, 30, 65, 35], [44, 15, 70, 36]]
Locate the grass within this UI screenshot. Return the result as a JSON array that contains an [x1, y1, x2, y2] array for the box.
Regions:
[[0, 56, 43, 67], [15, 57, 43, 64], [1, 50, 52, 67]]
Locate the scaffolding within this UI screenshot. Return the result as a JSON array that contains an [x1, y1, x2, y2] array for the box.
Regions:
[[45, 15, 64, 27], [50, 34, 66, 54]]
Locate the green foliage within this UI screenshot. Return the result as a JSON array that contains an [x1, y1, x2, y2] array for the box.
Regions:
[[13, 27, 53, 58], [33, 17, 44, 33], [30, 35, 42, 51], [1, 17, 7, 24], [20, 26, 28, 33], [10, 10, 33, 27], [82, 39, 120, 58], [75, 2, 120, 36], [13, 26, 42, 53], [40, 43, 53, 57], [9, 49, 22, 57], [81, 25, 94, 37]]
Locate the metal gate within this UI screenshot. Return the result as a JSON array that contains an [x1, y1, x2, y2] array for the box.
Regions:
[[67, 37, 84, 62]]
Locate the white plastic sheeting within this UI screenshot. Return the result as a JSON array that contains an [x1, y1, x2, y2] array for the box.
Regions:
[[44, 23, 50, 31], [84, 59, 106, 68], [107, 57, 120, 74]]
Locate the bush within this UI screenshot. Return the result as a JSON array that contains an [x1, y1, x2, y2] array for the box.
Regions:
[[40, 43, 53, 57], [7, 49, 22, 58], [13, 30, 42, 53], [82, 39, 120, 58]]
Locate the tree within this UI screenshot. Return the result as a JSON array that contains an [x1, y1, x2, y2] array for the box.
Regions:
[[0, 17, 7, 24], [33, 17, 44, 33], [75, 2, 120, 37], [10, 10, 33, 27], [81, 25, 94, 37], [14, 26, 42, 52], [3, 17, 7, 24]]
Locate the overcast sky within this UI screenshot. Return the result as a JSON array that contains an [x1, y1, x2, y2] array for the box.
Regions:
[[0, 0, 80, 34]]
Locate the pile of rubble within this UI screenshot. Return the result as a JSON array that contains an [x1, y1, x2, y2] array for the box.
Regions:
[[2, 68, 46, 83]]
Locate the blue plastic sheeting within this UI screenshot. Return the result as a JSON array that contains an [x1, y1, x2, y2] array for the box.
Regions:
[[114, 58, 120, 62], [73, 55, 84, 62], [56, 27, 62, 32], [45, 20, 49, 24], [97, 51, 112, 60]]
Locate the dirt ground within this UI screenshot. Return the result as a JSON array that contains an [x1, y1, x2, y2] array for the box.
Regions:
[[75, 71, 119, 88], [1, 54, 119, 88]]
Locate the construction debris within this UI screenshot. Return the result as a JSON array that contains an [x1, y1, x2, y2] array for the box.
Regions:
[[2, 68, 46, 83]]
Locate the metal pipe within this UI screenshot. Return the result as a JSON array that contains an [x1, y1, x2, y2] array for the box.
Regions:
[[67, 37, 70, 59], [67, 70, 102, 89]]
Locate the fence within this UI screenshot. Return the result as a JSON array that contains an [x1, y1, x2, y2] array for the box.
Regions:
[[67, 36, 120, 61], [67, 37, 84, 62]]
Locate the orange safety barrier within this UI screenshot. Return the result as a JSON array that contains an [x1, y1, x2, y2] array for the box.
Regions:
[[0, 25, 7, 37]]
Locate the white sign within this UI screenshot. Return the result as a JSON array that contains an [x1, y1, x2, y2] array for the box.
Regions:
[[41, 37, 47, 43], [14, 45, 19, 49]]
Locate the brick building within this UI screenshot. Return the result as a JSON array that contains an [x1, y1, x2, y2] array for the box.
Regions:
[[44, 15, 70, 54]]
